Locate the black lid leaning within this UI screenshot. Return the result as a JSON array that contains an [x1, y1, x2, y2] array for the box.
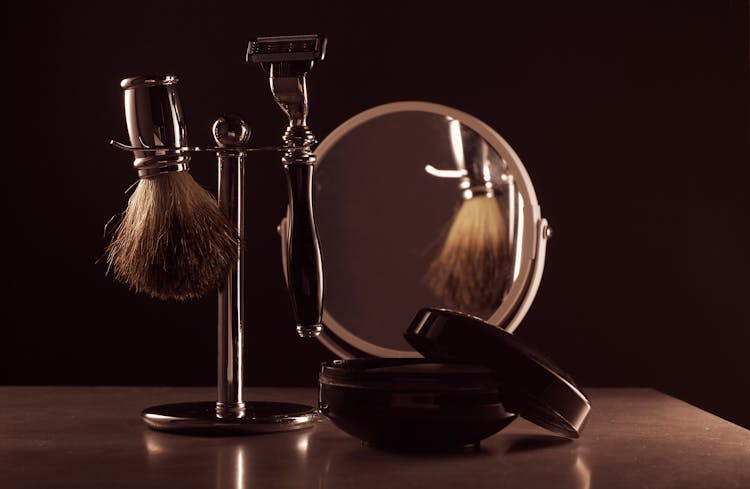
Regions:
[[404, 308, 591, 438]]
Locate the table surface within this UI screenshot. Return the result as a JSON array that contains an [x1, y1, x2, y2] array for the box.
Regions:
[[1, 387, 748, 489]]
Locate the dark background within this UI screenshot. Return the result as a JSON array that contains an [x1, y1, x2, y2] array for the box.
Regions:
[[3, 1, 749, 428]]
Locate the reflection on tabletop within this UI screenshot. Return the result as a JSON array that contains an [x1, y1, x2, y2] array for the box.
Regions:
[[142, 426, 591, 489]]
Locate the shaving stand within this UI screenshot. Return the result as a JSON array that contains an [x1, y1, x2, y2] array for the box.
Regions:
[[111, 35, 327, 435], [140, 115, 317, 434]]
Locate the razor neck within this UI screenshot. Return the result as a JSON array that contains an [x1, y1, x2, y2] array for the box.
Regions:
[[270, 70, 309, 128]]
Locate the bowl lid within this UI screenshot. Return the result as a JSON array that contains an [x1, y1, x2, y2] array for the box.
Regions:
[[404, 308, 591, 438]]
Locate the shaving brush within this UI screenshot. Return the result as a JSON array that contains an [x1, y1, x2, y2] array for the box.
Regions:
[[106, 75, 239, 301], [428, 122, 511, 316]]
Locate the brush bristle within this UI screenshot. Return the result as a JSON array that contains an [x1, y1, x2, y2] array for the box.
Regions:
[[428, 196, 510, 316], [106, 172, 239, 301]]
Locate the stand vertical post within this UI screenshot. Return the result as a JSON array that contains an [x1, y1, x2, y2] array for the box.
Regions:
[[216, 151, 246, 418]]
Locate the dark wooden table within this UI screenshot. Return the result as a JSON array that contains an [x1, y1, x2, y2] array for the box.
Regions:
[[1, 387, 747, 488]]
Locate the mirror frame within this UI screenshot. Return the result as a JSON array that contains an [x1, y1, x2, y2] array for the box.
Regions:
[[286, 101, 550, 358]]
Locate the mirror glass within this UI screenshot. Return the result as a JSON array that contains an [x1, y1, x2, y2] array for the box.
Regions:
[[314, 102, 546, 358]]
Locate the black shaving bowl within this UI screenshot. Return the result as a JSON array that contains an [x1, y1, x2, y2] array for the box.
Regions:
[[319, 358, 517, 449]]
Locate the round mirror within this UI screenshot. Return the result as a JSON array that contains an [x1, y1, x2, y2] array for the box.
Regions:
[[312, 102, 549, 358]]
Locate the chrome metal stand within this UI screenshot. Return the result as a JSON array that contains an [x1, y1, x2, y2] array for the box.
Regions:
[[140, 115, 318, 434], [113, 35, 327, 435]]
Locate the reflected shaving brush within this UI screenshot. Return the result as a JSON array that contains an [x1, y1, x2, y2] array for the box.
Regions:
[[106, 75, 238, 301], [428, 121, 510, 315]]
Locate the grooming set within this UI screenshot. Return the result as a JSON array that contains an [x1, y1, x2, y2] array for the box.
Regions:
[[110, 35, 325, 433], [108, 35, 590, 448]]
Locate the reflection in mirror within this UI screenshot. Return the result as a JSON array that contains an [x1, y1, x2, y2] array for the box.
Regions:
[[314, 102, 546, 358], [426, 119, 516, 316]]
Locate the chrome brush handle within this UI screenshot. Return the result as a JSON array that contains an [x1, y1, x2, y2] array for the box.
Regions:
[[119, 74, 190, 177]]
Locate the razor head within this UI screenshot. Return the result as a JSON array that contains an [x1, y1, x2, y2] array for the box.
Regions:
[[247, 34, 327, 64]]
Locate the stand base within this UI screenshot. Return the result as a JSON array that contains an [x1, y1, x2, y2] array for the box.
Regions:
[[141, 401, 318, 435]]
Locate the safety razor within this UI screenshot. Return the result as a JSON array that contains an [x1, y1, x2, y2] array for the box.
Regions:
[[248, 35, 327, 338]]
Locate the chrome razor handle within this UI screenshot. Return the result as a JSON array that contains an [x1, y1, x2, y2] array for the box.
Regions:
[[283, 157, 324, 338], [278, 104, 324, 339], [281, 113, 323, 338], [280, 96, 323, 338]]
